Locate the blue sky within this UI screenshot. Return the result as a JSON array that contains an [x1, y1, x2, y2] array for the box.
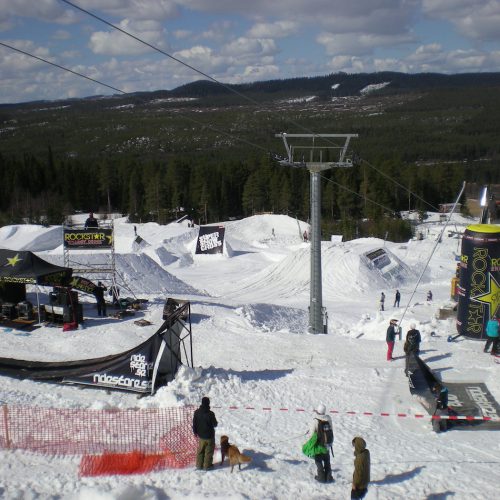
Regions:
[[1, 0, 500, 103]]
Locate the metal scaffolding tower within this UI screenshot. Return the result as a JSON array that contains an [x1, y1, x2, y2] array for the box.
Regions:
[[275, 133, 358, 334]]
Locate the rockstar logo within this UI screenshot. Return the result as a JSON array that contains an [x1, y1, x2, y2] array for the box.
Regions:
[[70, 277, 79, 287], [472, 273, 500, 319], [6, 253, 22, 267]]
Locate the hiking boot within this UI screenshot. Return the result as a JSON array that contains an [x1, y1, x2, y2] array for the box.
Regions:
[[315, 475, 326, 483]]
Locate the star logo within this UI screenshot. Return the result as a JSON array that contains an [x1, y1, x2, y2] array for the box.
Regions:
[[70, 277, 79, 287], [471, 273, 500, 319], [106, 234, 113, 245], [6, 253, 22, 267]]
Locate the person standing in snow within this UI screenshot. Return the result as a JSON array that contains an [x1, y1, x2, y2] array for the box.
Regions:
[[192, 397, 218, 470], [380, 292, 385, 311], [386, 319, 397, 361], [427, 290, 433, 301], [351, 437, 370, 499], [394, 290, 400, 307], [484, 316, 499, 355], [94, 281, 107, 317], [431, 382, 449, 433], [310, 404, 333, 483], [404, 323, 421, 375]]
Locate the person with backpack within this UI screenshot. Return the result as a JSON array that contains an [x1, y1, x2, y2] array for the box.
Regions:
[[351, 437, 370, 499], [303, 403, 333, 483], [404, 323, 421, 376]]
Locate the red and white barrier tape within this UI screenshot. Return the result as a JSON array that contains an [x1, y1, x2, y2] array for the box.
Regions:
[[212, 406, 500, 421]]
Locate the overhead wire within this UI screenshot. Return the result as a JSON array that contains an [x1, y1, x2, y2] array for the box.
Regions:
[[59, 0, 442, 214], [7, 1, 440, 213], [0, 41, 125, 95]]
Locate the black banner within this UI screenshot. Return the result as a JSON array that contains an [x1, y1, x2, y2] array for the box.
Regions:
[[456, 224, 500, 339], [408, 352, 500, 429], [63, 229, 113, 249], [0, 304, 190, 395], [70, 276, 97, 294], [195, 226, 225, 254]]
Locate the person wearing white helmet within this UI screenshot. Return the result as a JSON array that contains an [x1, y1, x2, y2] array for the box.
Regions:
[[307, 403, 334, 483], [404, 323, 421, 376]]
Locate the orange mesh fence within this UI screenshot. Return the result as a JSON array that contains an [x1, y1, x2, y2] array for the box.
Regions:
[[0, 404, 198, 469]]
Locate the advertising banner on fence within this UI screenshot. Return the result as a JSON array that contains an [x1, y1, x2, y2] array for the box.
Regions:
[[0, 306, 188, 394], [195, 226, 225, 254], [456, 224, 500, 339], [63, 228, 113, 249]]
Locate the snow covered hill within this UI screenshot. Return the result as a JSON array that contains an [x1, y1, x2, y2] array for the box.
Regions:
[[0, 213, 498, 500]]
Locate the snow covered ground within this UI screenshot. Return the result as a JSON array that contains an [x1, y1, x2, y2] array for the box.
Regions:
[[0, 212, 498, 500]]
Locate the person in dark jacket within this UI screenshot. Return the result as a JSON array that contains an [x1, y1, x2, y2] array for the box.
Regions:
[[192, 396, 218, 470], [351, 436, 370, 499], [404, 323, 421, 376], [84, 212, 98, 229], [431, 382, 449, 433], [94, 281, 107, 317], [386, 319, 397, 361], [394, 290, 400, 307]]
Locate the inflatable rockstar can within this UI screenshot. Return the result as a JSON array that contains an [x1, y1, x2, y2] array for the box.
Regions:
[[456, 224, 500, 339]]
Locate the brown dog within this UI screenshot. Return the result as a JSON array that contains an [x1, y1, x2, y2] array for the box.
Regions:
[[220, 435, 252, 472]]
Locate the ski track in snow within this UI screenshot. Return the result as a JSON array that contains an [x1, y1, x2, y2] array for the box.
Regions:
[[0, 213, 498, 500]]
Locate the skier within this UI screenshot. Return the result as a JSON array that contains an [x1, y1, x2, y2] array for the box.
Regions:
[[404, 323, 421, 375], [394, 290, 400, 307], [380, 292, 385, 311]]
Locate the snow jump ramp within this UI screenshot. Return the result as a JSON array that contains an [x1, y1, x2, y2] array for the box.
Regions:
[[407, 352, 500, 430]]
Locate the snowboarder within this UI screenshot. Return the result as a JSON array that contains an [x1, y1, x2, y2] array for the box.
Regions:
[[386, 319, 397, 361], [84, 212, 98, 229], [427, 290, 433, 301], [394, 290, 400, 307], [303, 404, 333, 483], [94, 281, 107, 317], [431, 382, 449, 433], [351, 437, 370, 499], [192, 397, 218, 471], [380, 292, 385, 311], [404, 323, 421, 375], [484, 316, 499, 355]]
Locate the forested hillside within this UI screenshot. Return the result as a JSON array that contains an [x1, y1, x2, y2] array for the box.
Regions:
[[1, 72, 499, 241]]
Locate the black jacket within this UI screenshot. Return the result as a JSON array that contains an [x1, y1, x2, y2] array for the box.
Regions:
[[386, 325, 397, 342], [404, 329, 421, 353], [193, 404, 218, 439], [94, 285, 107, 302]]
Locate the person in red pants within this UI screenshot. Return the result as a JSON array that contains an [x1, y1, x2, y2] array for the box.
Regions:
[[386, 319, 398, 361]]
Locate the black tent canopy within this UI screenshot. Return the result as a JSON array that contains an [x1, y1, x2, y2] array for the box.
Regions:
[[0, 250, 72, 286]]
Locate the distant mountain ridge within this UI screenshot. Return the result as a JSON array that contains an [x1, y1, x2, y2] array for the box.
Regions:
[[3, 71, 500, 108]]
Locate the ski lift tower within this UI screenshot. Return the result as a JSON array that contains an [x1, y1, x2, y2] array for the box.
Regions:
[[274, 133, 357, 334]]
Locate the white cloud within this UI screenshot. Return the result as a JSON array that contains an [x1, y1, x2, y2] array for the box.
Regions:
[[221, 37, 278, 58], [89, 18, 168, 56], [317, 31, 415, 57], [247, 20, 298, 38], [422, 0, 500, 41], [0, 0, 78, 25]]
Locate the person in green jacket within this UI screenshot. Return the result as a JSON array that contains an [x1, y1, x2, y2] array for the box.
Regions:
[[351, 436, 370, 499]]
